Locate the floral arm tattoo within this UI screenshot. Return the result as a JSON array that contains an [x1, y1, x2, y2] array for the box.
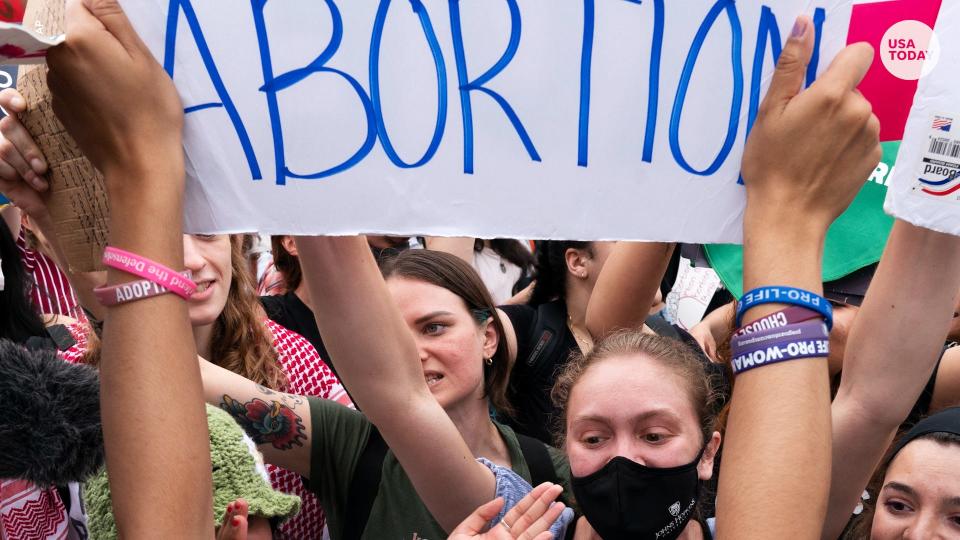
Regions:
[[220, 392, 307, 450]]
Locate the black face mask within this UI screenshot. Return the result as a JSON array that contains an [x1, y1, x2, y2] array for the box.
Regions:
[[571, 447, 705, 540]]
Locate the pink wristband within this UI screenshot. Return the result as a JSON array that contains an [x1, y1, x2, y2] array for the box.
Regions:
[[94, 271, 192, 307], [101, 246, 196, 299]]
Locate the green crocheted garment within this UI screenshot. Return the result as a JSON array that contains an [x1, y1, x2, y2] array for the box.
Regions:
[[84, 405, 301, 538]]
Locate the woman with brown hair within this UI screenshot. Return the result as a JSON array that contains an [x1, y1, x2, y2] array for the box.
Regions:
[[52, 233, 349, 539], [197, 245, 575, 538]]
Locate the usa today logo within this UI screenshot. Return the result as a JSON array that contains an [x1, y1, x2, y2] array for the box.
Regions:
[[881, 20, 940, 81]]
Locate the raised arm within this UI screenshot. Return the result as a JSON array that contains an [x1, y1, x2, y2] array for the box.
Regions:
[[0, 88, 108, 321], [198, 356, 314, 478], [584, 241, 674, 338], [821, 222, 960, 538], [47, 0, 212, 536], [295, 235, 495, 531], [716, 17, 880, 539], [424, 236, 476, 264]]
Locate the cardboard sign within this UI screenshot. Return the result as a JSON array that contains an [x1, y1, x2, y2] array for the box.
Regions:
[[17, 0, 109, 273], [118, 0, 859, 239]]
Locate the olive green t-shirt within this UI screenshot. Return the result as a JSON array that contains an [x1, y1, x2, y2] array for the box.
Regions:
[[306, 397, 573, 540]]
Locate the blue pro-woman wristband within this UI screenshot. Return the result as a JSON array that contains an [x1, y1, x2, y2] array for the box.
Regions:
[[736, 286, 833, 330]]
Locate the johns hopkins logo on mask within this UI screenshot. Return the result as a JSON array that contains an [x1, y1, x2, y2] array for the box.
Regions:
[[668, 501, 681, 517]]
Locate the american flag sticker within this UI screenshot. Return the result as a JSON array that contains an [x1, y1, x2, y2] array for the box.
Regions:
[[933, 116, 953, 132]]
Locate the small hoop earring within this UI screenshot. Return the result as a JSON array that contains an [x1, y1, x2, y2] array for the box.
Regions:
[[484, 357, 493, 366]]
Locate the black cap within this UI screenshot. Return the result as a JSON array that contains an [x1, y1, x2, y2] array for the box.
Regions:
[[888, 406, 960, 464]]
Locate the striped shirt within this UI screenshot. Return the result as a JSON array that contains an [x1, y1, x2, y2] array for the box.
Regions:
[[0, 480, 70, 540], [15, 232, 81, 318]]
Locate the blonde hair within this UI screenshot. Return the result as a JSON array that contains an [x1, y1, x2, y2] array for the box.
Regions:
[[551, 329, 722, 448]]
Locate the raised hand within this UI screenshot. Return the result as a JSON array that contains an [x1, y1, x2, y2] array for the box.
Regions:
[[448, 482, 566, 540], [0, 88, 49, 218], [742, 17, 880, 233], [46, 0, 183, 190]]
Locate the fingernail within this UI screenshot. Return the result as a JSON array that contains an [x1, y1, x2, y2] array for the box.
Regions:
[[791, 17, 807, 39], [231, 516, 240, 527], [226, 503, 233, 514], [11, 96, 24, 109], [30, 158, 45, 173]]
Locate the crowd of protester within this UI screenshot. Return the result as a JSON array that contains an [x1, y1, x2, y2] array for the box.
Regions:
[[1, 2, 960, 539]]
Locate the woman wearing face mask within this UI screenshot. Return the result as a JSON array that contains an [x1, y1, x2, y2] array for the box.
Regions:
[[452, 14, 885, 539], [552, 331, 722, 539]]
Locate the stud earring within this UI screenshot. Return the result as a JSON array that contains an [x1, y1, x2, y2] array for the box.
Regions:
[[484, 357, 493, 366]]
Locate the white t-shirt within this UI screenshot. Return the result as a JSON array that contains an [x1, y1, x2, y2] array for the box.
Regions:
[[473, 247, 524, 304]]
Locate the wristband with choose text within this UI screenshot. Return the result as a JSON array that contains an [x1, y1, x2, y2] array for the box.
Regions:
[[734, 306, 823, 337], [736, 286, 833, 330], [731, 319, 830, 359], [94, 271, 193, 307], [731, 331, 830, 376], [101, 247, 196, 299]]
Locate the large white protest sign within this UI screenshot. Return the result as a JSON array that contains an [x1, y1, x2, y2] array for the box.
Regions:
[[119, 1, 857, 240], [884, 2, 960, 236]]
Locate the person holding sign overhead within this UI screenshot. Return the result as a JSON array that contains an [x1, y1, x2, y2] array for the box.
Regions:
[[16, 1, 960, 539]]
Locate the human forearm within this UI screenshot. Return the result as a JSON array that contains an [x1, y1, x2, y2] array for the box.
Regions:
[[49, 1, 213, 536], [294, 235, 428, 417], [718, 216, 832, 539], [822, 221, 960, 539], [836, 220, 960, 422], [198, 357, 312, 477], [295, 235, 496, 530], [585, 241, 674, 338], [424, 236, 475, 264], [100, 167, 214, 538]]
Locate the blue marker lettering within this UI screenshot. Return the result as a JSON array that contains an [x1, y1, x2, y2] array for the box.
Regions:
[[448, 0, 539, 174], [806, 8, 826, 87], [370, 0, 448, 168], [669, 0, 743, 176], [261, 0, 377, 183], [641, 0, 664, 164], [578, 0, 644, 167], [164, 0, 261, 179]]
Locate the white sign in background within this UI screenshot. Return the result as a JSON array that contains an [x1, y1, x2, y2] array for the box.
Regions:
[[885, 2, 960, 236], [120, 1, 854, 239]]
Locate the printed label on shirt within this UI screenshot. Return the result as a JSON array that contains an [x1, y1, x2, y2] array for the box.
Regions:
[[913, 113, 960, 201]]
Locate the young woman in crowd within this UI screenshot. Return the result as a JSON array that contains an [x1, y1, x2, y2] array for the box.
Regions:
[[199, 244, 577, 538], [260, 235, 333, 373], [497, 239, 674, 442], [0, 113, 349, 540], [199, 15, 884, 539], [34, 2, 960, 538], [843, 406, 960, 538], [2, 81, 576, 538]]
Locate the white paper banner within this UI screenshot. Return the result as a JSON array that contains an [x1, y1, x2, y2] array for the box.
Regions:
[[884, 2, 960, 236], [119, 1, 856, 239]]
